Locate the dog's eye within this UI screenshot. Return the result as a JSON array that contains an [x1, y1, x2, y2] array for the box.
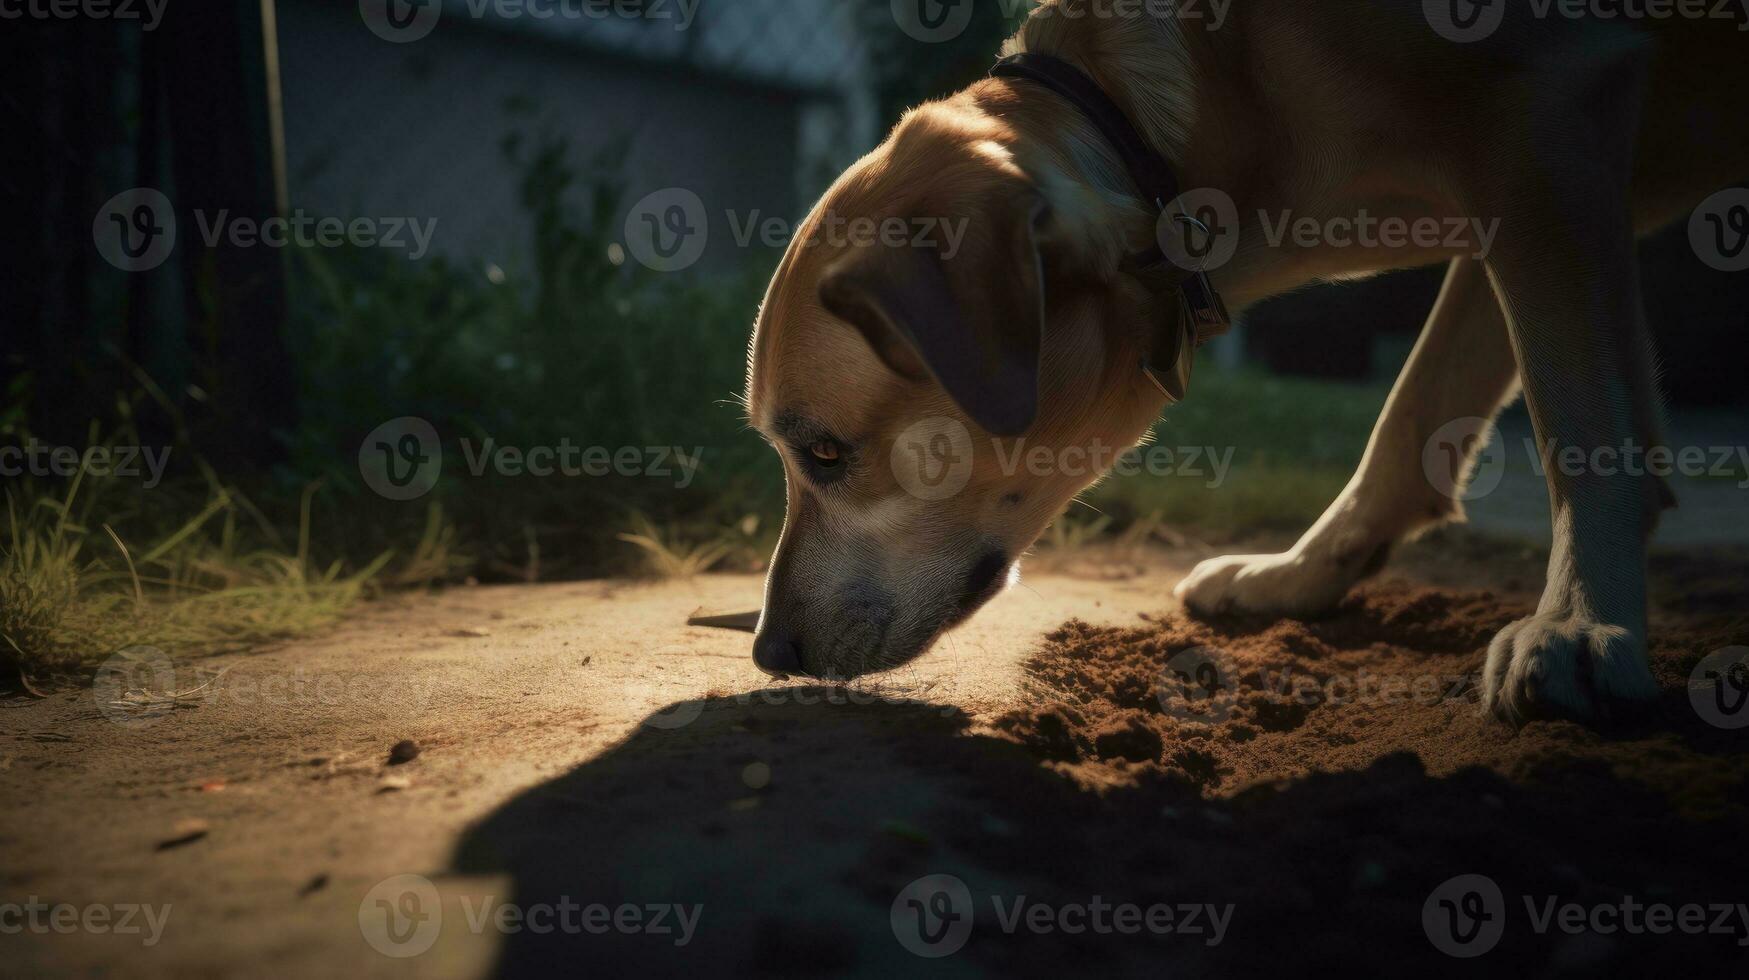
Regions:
[[786, 435, 849, 487]]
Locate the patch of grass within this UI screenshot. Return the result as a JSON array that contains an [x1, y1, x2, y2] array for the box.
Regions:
[[615, 514, 733, 579], [1077, 366, 1387, 536], [614, 513, 773, 580], [0, 421, 446, 678]]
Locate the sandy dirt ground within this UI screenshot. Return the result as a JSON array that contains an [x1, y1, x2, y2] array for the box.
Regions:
[[2, 530, 1746, 978]]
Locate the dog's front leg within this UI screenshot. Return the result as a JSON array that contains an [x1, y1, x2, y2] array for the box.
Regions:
[[1175, 256, 1519, 617], [1469, 65, 1670, 724]]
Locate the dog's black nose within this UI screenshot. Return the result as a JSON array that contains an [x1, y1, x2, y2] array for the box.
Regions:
[[752, 629, 803, 678], [956, 549, 1011, 614]]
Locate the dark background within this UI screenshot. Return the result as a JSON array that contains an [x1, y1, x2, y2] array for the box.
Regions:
[[2, 0, 1744, 585]]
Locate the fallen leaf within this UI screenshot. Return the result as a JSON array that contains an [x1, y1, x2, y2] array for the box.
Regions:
[[686, 609, 761, 633], [298, 873, 330, 897], [157, 819, 210, 851]]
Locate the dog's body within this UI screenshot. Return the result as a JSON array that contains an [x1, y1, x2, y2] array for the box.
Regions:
[[745, 0, 1749, 722]]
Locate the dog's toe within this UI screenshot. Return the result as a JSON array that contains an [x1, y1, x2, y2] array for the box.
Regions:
[[1174, 550, 1359, 619], [1482, 613, 1658, 726], [1173, 555, 1247, 615]]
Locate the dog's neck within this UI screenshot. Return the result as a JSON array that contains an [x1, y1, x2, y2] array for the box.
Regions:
[[1001, 7, 1198, 168], [998, 6, 1317, 312]]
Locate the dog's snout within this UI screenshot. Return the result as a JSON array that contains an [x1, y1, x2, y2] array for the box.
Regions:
[[752, 627, 803, 678]]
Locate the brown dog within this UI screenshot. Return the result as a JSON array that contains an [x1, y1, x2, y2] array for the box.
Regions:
[[743, 0, 1749, 723]]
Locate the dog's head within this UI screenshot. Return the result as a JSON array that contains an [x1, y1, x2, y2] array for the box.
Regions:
[[744, 87, 1174, 679]]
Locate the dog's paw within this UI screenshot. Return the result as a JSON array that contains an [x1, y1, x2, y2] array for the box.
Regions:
[[1481, 612, 1658, 725], [1173, 545, 1384, 618]]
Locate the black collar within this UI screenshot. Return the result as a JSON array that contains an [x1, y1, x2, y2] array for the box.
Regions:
[[991, 52, 1231, 401]]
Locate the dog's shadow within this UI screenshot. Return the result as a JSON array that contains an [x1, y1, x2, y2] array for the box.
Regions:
[[451, 687, 1749, 978]]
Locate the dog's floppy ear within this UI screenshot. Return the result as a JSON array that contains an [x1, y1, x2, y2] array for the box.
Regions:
[[818, 195, 1049, 437]]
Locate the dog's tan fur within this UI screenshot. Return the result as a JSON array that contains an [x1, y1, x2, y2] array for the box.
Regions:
[[746, 0, 1749, 721]]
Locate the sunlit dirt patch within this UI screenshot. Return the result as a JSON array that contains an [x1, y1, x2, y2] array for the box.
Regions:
[[994, 578, 1749, 818]]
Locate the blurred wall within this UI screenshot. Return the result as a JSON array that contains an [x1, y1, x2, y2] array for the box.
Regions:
[[275, 0, 878, 271]]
